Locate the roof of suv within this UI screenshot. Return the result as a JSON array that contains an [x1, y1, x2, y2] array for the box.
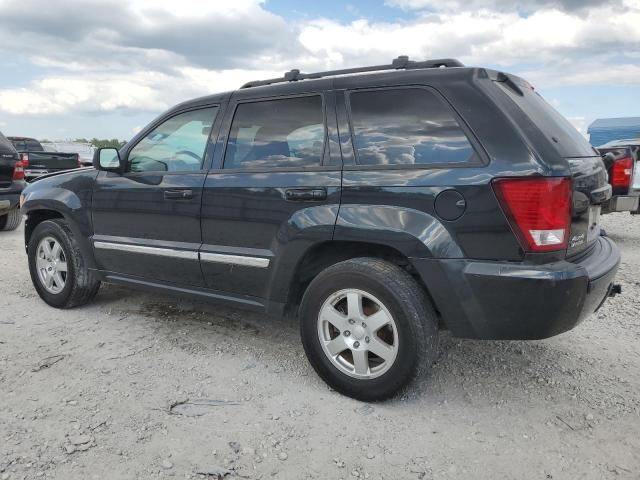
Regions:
[[173, 57, 479, 112], [7, 136, 38, 141]]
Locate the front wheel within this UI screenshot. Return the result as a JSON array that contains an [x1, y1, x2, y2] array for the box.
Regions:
[[28, 219, 100, 308], [299, 258, 438, 401]]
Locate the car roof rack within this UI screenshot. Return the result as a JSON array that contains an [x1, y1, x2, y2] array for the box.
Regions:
[[240, 56, 464, 89]]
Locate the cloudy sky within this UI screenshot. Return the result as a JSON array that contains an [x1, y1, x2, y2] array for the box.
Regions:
[[0, 0, 638, 140]]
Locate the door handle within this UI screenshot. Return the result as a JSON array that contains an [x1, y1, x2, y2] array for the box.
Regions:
[[285, 188, 327, 201], [164, 189, 193, 200]]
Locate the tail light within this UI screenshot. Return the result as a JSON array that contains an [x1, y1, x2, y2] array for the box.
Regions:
[[492, 177, 572, 252], [20, 152, 29, 168], [611, 156, 633, 189], [12, 159, 25, 181]]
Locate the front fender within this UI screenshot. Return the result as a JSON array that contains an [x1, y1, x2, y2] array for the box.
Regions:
[[21, 177, 97, 269], [334, 204, 463, 259]]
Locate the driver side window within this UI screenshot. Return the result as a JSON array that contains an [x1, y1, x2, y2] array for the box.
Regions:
[[128, 107, 218, 173]]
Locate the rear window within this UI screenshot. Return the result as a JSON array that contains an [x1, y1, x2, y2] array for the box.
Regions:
[[348, 88, 475, 166], [496, 81, 596, 158], [224, 95, 325, 169], [10, 138, 43, 152]]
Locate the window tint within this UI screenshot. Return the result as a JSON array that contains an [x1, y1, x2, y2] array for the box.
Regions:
[[128, 107, 217, 173], [349, 88, 474, 166], [224, 96, 325, 169]]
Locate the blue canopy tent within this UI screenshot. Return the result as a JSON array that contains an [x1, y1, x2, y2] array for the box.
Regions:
[[588, 117, 640, 147]]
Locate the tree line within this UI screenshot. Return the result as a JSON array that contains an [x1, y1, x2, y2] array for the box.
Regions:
[[39, 138, 128, 148]]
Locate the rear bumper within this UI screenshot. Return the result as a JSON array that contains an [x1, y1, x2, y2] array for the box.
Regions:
[[411, 235, 620, 340], [603, 195, 639, 213], [0, 181, 25, 214]]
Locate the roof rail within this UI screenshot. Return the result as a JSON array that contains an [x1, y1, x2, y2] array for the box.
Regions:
[[240, 56, 464, 89]]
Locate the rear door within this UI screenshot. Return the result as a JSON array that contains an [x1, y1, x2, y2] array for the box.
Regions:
[[494, 78, 609, 257], [91, 105, 220, 286], [200, 88, 341, 303]]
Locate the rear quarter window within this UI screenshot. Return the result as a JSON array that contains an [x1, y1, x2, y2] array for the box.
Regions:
[[347, 87, 475, 167]]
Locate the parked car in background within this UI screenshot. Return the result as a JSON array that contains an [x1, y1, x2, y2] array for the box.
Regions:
[[8, 137, 81, 181], [21, 57, 621, 400], [588, 117, 640, 146], [42, 141, 95, 167], [597, 139, 640, 214], [0, 131, 25, 231]]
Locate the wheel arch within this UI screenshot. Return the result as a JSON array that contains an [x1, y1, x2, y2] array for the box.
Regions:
[[24, 206, 97, 269], [278, 240, 441, 321]]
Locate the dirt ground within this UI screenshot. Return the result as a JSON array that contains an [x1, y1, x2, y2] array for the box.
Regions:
[[1, 214, 639, 480]]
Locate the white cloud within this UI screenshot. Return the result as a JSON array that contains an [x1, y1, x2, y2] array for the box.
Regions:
[[299, 3, 640, 68], [0, 0, 638, 124], [0, 68, 284, 116], [567, 116, 589, 137]]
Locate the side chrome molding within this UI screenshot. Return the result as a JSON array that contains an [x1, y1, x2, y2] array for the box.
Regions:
[[93, 241, 199, 260], [94, 241, 270, 268], [200, 252, 270, 268]]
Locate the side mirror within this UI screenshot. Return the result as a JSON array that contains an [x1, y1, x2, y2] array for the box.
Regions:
[[93, 148, 123, 173]]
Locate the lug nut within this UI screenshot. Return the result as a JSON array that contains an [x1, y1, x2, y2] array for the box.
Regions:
[[365, 336, 370, 343], [344, 330, 351, 337], [348, 319, 355, 324], [353, 341, 360, 348], [362, 323, 367, 328]]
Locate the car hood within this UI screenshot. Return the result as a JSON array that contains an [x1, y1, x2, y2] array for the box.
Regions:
[[23, 167, 99, 196]]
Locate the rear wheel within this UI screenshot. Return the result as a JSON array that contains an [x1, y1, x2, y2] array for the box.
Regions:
[[28, 219, 100, 308], [299, 257, 438, 401], [0, 208, 22, 231]]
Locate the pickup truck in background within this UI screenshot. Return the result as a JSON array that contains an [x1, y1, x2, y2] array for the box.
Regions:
[[8, 137, 81, 181], [597, 139, 640, 214], [42, 141, 95, 167]]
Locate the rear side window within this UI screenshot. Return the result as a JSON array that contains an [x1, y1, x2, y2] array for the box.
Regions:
[[348, 88, 474, 166], [224, 95, 325, 169]]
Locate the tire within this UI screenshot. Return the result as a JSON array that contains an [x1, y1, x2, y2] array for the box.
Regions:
[[28, 219, 100, 308], [299, 257, 438, 401], [0, 208, 22, 231]]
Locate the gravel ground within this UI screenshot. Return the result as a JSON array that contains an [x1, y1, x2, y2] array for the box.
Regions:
[[1, 214, 639, 480]]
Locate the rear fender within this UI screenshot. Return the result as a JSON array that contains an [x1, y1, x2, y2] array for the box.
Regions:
[[334, 205, 463, 259]]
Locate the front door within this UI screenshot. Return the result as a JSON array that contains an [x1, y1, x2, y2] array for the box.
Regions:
[[200, 90, 342, 305], [91, 106, 220, 286]]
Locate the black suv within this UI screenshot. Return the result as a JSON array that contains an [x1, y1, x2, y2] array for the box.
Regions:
[[0, 130, 25, 231], [21, 58, 621, 400]]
